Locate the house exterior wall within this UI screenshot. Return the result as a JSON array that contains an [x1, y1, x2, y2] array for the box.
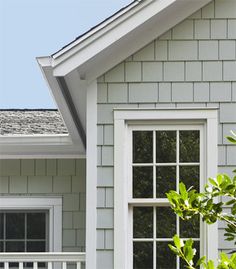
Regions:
[[0, 159, 86, 252], [96, 0, 236, 268]]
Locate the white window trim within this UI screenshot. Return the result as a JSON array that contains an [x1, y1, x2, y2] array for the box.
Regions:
[[0, 197, 62, 252], [114, 108, 218, 269]]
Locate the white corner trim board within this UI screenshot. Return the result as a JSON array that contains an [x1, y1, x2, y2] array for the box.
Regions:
[[86, 80, 97, 269], [114, 108, 218, 269]]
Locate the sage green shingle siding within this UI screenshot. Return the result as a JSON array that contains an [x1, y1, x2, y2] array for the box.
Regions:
[[0, 159, 86, 252], [96, 0, 236, 267]]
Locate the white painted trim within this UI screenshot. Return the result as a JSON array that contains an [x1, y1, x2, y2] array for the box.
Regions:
[[114, 108, 218, 269], [0, 130, 86, 158], [0, 134, 71, 144], [0, 252, 85, 262], [86, 80, 97, 269], [37, 58, 85, 149], [0, 133, 85, 158], [51, 0, 211, 77], [52, 0, 143, 59], [114, 119, 129, 269], [0, 145, 84, 159], [0, 197, 62, 252], [0, 252, 85, 261], [205, 112, 218, 262], [0, 154, 86, 160]]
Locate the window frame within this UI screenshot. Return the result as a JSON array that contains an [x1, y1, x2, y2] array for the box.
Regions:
[[114, 108, 218, 269], [129, 125, 203, 269], [0, 210, 49, 252], [0, 197, 62, 252]]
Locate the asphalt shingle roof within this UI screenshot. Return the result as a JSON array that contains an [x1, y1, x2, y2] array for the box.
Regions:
[[0, 109, 68, 135]]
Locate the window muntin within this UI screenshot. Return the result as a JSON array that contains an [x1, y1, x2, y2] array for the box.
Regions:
[[0, 211, 48, 252], [130, 126, 202, 269]]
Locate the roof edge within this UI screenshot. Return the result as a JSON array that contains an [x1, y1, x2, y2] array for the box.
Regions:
[[48, 0, 211, 77], [52, 0, 145, 59]]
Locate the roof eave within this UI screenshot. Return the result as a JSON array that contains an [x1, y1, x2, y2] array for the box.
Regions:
[[37, 57, 86, 154], [0, 134, 86, 159], [36, 0, 212, 158]]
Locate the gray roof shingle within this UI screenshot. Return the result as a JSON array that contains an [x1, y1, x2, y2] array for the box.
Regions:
[[0, 109, 68, 135]]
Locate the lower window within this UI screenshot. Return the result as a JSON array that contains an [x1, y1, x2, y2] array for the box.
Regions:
[[131, 127, 201, 269], [133, 207, 200, 269], [0, 197, 62, 255], [0, 211, 48, 252]]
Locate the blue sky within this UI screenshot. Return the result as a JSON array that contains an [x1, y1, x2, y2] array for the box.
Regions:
[[0, 0, 131, 108]]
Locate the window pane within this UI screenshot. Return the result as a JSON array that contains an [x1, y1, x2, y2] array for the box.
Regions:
[[26, 242, 47, 268], [180, 131, 199, 163], [156, 242, 176, 269], [133, 167, 153, 198], [133, 242, 153, 269], [133, 131, 153, 163], [27, 213, 46, 239], [156, 166, 176, 198], [0, 242, 3, 251], [179, 166, 199, 191], [180, 241, 200, 269], [6, 241, 24, 252], [0, 214, 3, 239], [180, 215, 200, 238], [156, 131, 176, 163], [6, 213, 25, 239], [156, 207, 176, 238], [133, 207, 153, 238], [27, 241, 46, 252]]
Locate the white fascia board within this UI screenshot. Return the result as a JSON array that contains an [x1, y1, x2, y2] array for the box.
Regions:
[[52, 0, 144, 59], [0, 134, 70, 144], [52, 0, 173, 75], [0, 145, 85, 159], [51, 0, 211, 77], [0, 134, 86, 159], [37, 57, 85, 148]]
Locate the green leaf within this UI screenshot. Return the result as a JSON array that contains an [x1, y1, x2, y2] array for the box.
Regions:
[[232, 204, 236, 215], [168, 244, 179, 255], [184, 246, 194, 262], [173, 234, 184, 249], [208, 178, 218, 187], [196, 256, 206, 267], [179, 182, 188, 200], [225, 199, 235, 206], [206, 260, 214, 269], [220, 252, 230, 263], [226, 136, 236, 143]]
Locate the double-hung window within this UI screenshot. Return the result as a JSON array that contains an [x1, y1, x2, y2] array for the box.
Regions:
[[114, 109, 218, 269], [131, 126, 202, 269]]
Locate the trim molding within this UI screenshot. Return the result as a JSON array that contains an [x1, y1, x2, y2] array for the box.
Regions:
[[86, 80, 97, 269], [56, 77, 86, 148], [0, 196, 62, 252], [114, 108, 218, 269]]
